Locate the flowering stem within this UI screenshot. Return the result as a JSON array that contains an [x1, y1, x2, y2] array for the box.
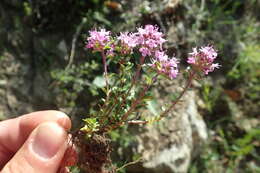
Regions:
[[125, 56, 146, 98], [128, 71, 196, 125], [121, 74, 158, 122], [98, 51, 111, 124], [99, 62, 125, 123], [101, 50, 109, 92], [114, 56, 146, 126], [159, 71, 196, 119], [100, 74, 158, 132]]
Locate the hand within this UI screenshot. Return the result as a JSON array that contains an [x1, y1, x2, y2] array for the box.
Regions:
[[0, 111, 74, 173]]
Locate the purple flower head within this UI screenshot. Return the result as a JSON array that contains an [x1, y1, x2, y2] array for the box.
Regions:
[[150, 51, 179, 79], [118, 32, 137, 48], [187, 46, 219, 75], [136, 25, 166, 57], [167, 58, 179, 68], [155, 51, 168, 61], [86, 28, 111, 51], [139, 47, 152, 57], [137, 25, 166, 43], [200, 46, 217, 62], [169, 68, 179, 79], [117, 32, 138, 54]]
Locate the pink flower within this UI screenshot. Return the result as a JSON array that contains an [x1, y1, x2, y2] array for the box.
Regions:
[[187, 46, 219, 75], [136, 25, 166, 57], [137, 25, 166, 46], [146, 39, 157, 48], [200, 46, 217, 62], [118, 32, 137, 48], [139, 47, 152, 57], [169, 68, 178, 79], [155, 51, 168, 61], [206, 63, 220, 74], [150, 51, 179, 79], [86, 28, 111, 51], [187, 57, 196, 64], [112, 25, 167, 58], [167, 58, 178, 68], [117, 32, 138, 55]]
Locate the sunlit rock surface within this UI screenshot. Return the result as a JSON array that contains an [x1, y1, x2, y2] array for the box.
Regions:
[[127, 86, 208, 173]]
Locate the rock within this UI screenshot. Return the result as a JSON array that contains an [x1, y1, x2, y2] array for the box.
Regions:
[[127, 80, 208, 173], [0, 48, 57, 117]]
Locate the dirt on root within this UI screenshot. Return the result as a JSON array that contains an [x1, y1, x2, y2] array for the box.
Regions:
[[73, 131, 116, 173]]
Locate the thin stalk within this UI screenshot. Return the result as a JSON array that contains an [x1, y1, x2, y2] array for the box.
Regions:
[[121, 74, 158, 121], [103, 74, 158, 132], [125, 56, 146, 98], [99, 62, 126, 124], [159, 71, 196, 119], [128, 71, 196, 125], [116, 157, 143, 172], [98, 51, 112, 126], [101, 50, 109, 92]]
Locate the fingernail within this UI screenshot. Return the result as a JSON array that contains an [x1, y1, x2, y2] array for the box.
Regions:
[[32, 122, 67, 159], [56, 112, 71, 130]]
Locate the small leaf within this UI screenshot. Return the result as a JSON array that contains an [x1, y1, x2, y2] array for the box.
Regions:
[[142, 95, 153, 102], [93, 76, 106, 88], [93, 11, 111, 26], [147, 100, 159, 115]]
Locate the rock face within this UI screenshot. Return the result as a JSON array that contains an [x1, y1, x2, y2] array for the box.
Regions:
[[0, 45, 61, 118], [127, 82, 208, 173]]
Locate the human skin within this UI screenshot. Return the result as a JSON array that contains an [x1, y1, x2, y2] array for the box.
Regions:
[[0, 111, 75, 173]]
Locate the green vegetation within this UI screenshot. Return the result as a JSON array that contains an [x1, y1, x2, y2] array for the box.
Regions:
[[187, 0, 260, 172]]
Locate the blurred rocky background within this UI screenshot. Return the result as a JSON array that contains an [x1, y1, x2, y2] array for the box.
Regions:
[[0, 0, 259, 172]]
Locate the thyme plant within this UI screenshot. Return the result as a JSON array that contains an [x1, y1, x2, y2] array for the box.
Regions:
[[63, 25, 220, 173]]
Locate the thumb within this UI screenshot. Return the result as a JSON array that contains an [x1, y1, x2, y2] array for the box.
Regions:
[[1, 122, 68, 173]]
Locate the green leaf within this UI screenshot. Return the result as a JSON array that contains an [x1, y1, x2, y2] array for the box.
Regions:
[[142, 95, 153, 102], [23, 2, 32, 16], [93, 11, 111, 26], [147, 100, 160, 115], [80, 118, 100, 135], [93, 76, 106, 88], [232, 145, 253, 156]]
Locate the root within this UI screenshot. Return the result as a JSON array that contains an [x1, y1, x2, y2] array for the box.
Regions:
[[72, 131, 115, 173]]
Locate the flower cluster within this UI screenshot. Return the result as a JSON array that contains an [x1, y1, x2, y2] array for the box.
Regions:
[[86, 29, 111, 51], [86, 25, 166, 55], [85, 26, 219, 79], [135, 25, 166, 57], [117, 32, 137, 54], [117, 25, 177, 79], [150, 51, 179, 79], [118, 32, 137, 48], [86, 25, 178, 79], [117, 25, 166, 56], [187, 46, 219, 75]]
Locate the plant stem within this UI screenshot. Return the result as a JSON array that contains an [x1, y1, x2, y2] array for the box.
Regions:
[[98, 50, 111, 124], [159, 71, 196, 119], [102, 74, 158, 132], [121, 74, 158, 121], [101, 50, 109, 92], [128, 71, 196, 125], [125, 56, 146, 98], [99, 62, 125, 124], [116, 157, 143, 171]]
